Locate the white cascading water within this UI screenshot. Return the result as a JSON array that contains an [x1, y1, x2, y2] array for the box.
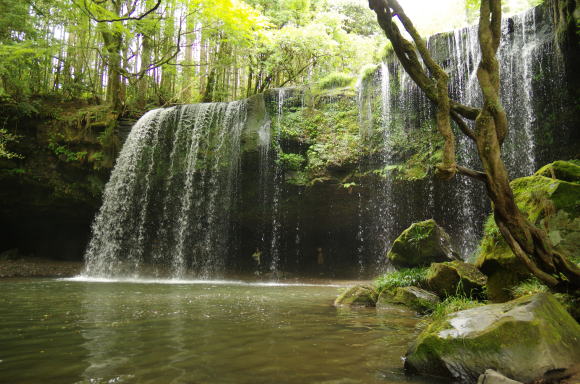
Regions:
[[359, 5, 554, 263], [256, 89, 285, 278], [83, 101, 247, 279]]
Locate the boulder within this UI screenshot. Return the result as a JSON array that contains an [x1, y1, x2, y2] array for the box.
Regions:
[[426, 261, 487, 298], [477, 370, 522, 384], [334, 285, 377, 307], [405, 293, 580, 383], [387, 219, 458, 268], [476, 165, 580, 302], [535, 160, 580, 183], [377, 286, 439, 313]]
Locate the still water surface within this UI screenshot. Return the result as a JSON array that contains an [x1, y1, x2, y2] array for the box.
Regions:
[[0, 279, 443, 384]]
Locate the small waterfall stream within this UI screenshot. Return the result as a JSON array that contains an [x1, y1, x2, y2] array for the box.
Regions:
[[256, 89, 286, 278]]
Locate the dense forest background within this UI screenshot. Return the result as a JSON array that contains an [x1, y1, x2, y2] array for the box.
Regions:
[[1, 0, 541, 115]]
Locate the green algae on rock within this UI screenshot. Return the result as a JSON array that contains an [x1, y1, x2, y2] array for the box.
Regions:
[[334, 285, 378, 307], [476, 162, 580, 302], [426, 261, 487, 299], [376, 286, 439, 314], [405, 293, 580, 383], [535, 160, 580, 183], [387, 219, 458, 268]]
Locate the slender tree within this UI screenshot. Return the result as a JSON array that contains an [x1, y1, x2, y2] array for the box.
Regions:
[[368, 0, 580, 290]]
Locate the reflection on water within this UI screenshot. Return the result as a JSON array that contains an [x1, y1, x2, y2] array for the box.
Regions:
[[0, 279, 446, 384]]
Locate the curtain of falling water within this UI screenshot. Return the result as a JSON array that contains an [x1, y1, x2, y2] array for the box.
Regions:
[[356, 5, 563, 267], [256, 89, 286, 278], [83, 102, 247, 279]]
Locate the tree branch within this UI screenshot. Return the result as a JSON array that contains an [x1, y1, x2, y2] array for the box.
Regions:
[[80, 0, 162, 23], [451, 111, 476, 141], [457, 165, 487, 182]]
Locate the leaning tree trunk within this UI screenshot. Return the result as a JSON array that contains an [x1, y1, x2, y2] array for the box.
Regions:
[[475, 0, 580, 289], [369, 0, 580, 290]]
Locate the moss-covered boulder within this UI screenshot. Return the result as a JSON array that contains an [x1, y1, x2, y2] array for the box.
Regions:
[[387, 219, 458, 268], [476, 163, 580, 302], [426, 261, 487, 298], [535, 160, 580, 183], [377, 286, 439, 313], [405, 293, 580, 383], [334, 285, 377, 307]]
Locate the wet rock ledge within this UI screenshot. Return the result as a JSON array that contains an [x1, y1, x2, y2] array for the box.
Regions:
[[0, 250, 82, 278]]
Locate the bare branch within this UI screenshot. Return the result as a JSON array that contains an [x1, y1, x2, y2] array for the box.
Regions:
[[80, 0, 162, 23], [457, 165, 487, 182], [451, 111, 476, 141]]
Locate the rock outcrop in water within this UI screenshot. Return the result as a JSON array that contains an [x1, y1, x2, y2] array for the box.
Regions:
[[387, 220, 458, 268], [334, 285, 378, 307], [404, 293, 580, 383]]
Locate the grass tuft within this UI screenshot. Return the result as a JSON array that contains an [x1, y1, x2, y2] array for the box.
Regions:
[[375, 267, 428, 293], [428, 295, 484, 321]]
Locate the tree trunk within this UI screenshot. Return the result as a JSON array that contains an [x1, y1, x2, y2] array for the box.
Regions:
[[99, 1, 124, 111], [369, 0, 580, 290], [137, 34, 152, 108]]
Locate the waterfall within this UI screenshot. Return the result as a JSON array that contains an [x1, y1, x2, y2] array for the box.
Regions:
[[80, 4, 565, 279], [268, 89, 285, 277], [83, 102, 247, 279], [255, 89, 285, 278], [358, 5, 560, 262]]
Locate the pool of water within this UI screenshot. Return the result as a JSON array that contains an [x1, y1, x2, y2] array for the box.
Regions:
[[0, 279, 445, 384]]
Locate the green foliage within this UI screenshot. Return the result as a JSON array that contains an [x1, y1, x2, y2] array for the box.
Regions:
[[407, 224, 434, 248], [48, 137, 87, 163], [359, 64, 379, 83], [428, 296, 484, 321], [376, 41, 394, 62], [511, 277, 549, 298], [375, 268, 429, 293], [275, 91, 363, 184], [316, 72, 356, 90], [277, 152, 305, 170], [0, 128, 23, 159]]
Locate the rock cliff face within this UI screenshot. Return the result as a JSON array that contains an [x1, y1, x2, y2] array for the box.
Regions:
[[1, 1, 578, 277], [0, 101, 127, 261]]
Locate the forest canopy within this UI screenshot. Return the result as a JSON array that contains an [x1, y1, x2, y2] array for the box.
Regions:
[[0, 0, 541, 110]]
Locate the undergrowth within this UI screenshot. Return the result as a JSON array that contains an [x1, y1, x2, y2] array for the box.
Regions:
[[428, 296, 484, 322], [317, 72, 356, 90], [511, 277, 549, 298], [375, 267, 428, 293]]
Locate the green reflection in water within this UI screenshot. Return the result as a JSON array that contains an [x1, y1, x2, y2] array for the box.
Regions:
[[0, 279, 447, 384]]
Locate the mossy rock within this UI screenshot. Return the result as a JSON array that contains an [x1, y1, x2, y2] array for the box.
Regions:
[[387, 219, 458, 268], [405, 293, 580, 383], [426, 261, 487, 299], [476, 165, 580, 302], [377, 286, 439, 313], [534, 160, 580, 183], [334, 285, 377, 307]]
